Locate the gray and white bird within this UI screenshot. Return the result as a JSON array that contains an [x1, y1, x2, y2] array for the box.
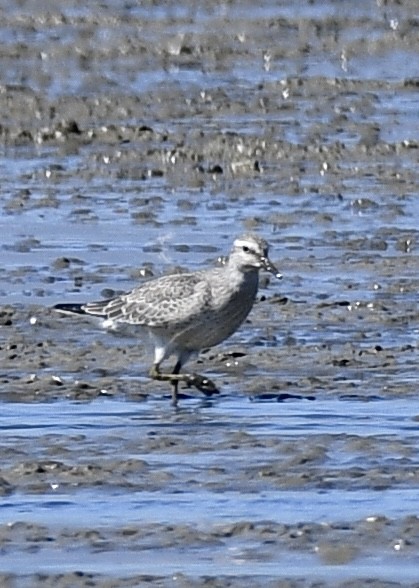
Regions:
[[54, 234, 281, 405]]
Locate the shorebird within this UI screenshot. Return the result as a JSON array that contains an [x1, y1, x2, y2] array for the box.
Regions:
[[54, 234, 281, 405]]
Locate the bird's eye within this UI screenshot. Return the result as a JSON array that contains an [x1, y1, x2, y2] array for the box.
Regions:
[[242, 246, 250, 253]]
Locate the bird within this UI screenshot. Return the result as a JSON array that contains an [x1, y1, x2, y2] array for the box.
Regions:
[[53, 234, 281, 405]]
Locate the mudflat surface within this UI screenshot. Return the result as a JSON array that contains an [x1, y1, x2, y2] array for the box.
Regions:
[[1, 0, 419, 586]]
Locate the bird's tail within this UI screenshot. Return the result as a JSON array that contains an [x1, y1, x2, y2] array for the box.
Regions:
[[53, 300, 111, 318], [53, 302, 88, 315]]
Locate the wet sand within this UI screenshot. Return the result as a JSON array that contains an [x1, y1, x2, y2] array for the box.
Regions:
[[1, 0, 419, 586]]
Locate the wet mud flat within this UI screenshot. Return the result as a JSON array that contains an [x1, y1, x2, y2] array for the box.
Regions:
[[1, 0, 419, 586]]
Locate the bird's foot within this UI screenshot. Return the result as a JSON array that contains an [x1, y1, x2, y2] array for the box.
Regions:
[[185, 373, 220, 396], [149, 365, 219, 400]]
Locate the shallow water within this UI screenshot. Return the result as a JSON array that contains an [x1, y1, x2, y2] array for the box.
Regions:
[[1, 396, 419, 583], [1, 0, 419, 585], [1, 397, 419, 583]]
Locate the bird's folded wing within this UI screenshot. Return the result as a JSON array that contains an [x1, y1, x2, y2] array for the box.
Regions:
[[83, 273, 212, 328]]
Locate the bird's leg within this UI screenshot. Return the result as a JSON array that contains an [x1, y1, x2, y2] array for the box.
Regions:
[[170, 360, 181, 406], [149, 363, 219, 404], [149, 363, 182, 406]]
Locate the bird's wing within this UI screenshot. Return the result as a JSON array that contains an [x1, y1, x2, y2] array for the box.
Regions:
[[83, 272, 212, 328]]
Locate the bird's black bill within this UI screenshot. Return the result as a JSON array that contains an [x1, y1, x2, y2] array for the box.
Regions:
[[261, 257, 282, 279]]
